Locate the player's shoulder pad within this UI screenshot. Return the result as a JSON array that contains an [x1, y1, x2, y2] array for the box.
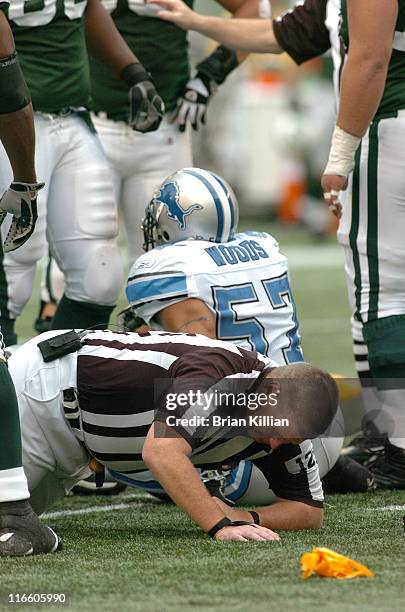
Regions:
[[235, 230, 279, 249], [126, 245, 189, 307]]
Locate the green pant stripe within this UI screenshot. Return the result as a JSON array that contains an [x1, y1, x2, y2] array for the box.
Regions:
[[0, 245, 9, 320], [367, 120, 381, 321], [349, 144, 362, 321]]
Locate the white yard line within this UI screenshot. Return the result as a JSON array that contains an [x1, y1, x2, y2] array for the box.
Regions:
[[42, 493, 153, 519], [372, 504, 405, 512]]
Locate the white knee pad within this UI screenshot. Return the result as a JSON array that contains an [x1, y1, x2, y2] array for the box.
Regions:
[[62, 239, 123, 306]]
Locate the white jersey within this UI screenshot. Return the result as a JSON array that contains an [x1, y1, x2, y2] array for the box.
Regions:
[[127, 231, 303, 365]]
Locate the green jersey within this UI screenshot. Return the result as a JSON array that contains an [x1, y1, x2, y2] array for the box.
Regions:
[[3, 0, 90, 113], [341, 0, 405, 117], [90, 0, 194, 120]]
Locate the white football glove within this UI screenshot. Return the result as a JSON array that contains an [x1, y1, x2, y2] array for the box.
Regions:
[[175, 75, 216, 132], [0, 182, 44, 252]]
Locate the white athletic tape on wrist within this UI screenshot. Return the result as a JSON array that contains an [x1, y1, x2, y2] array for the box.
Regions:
[[324, 125, 361, 178]]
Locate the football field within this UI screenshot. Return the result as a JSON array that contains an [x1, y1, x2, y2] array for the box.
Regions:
[[2, 223, 404, 612]]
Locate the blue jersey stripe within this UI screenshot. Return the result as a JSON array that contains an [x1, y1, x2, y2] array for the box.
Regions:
[[183, 169, 224, 242], [225, 461, 253, 502], [213, 172, 234, 239], [126, 275, 188, 304]]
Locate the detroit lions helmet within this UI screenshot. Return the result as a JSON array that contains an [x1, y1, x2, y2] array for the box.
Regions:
[[142, 167, 239, 251]]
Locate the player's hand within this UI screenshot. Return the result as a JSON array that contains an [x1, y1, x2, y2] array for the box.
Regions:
[[129, 79, 165, 133], [0, 182, 44, 252], [148, 0, 200, 30], [174, 75, 215, 132], [321, 174, 348, 219], [215, 524, 280, 542]]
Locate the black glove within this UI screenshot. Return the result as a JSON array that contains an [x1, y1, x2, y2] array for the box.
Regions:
[[121, 63, 165, 133]]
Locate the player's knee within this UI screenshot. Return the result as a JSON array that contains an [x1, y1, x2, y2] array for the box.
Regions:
[[64, 240, 123, 305]]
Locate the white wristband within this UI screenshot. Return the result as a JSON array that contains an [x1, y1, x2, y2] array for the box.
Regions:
[[324, 125, 361, 178]]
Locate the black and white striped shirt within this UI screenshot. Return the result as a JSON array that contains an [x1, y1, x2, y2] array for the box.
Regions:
[[76, 330, 323, 507]]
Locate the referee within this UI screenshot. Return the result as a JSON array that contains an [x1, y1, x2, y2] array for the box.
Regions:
[[9, 329, 338, 543]]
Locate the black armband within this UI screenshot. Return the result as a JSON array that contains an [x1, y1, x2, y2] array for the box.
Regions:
[[0, 52, 31, 114], [120, 62, 151, 87], [196, 45, 238, 85]]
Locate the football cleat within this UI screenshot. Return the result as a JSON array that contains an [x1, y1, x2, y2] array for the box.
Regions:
[[0, 500, 61, 557], [34, 301, 55, 334], [368, 442, 405, 489], [71, 470, 127, 496], [321, 455, 376, 494], [0, 182, 44, 252], [341, 422, 387, 466]]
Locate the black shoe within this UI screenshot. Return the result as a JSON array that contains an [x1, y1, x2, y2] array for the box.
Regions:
[[71, 471, 127, 496], [369, 442, 405, 489], [322, 455, 376, 494], [34, 301, 54, 334], [341, 422, 387, 466], [201, 468, 234, 506], [0, 500, 61, 557]]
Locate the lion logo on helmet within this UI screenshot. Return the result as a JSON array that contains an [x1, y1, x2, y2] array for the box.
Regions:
[[156, 181, 202, 230]]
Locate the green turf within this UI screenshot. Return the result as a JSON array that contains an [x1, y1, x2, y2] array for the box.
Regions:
[[0, 491, 404, 612], [4, 221, 396, 611]]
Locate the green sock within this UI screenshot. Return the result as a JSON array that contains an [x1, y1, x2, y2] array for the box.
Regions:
[[0, 317, 17, 347], [0, 361, 22, 470], [50, 295, 114, 331]]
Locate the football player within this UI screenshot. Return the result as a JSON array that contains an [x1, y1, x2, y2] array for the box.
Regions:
[[151, 0, 401, 487], [322, 0, 405, 488], [0, 5, 60, 556], [0, 0, 164, 347], [33, 0, 268, 332], [8, 328, 339, 541], [123, 168, 372, 503]]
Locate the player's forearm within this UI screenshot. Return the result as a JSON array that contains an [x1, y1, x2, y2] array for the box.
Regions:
[[0, 16, 36, 183], [0, 104, 36, 183], [222, 0, 266, 63], [255, 500, 323, 530], [213, 496, 323, 530], [192, 16, 280, 54], [336, 56, 389, 138], [85, 0, 140, 75], [143, 429, 226, 532]]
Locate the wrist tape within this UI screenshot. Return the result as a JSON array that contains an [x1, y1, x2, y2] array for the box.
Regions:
[[324, 125, 361, 178]]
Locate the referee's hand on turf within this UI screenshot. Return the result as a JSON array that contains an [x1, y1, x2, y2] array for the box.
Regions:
[[215, 524, 280, 542]]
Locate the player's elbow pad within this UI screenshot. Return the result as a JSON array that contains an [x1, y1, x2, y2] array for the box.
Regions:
[[0, 52, 31, 115]]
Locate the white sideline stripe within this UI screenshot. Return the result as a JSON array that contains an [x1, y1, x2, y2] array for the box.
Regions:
[[373, 504, 405, 512], [41, 493, 152, 519]]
